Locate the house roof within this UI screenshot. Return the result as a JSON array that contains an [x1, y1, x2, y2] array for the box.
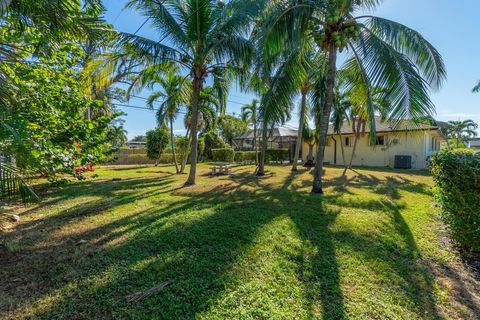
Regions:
[[234, 127, 298, 140], [469, 138, 480, 147], [328, 117, 441, 135], [234, 117, 444, 140]]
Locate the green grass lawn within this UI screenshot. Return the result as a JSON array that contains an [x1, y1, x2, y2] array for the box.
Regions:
[[1, 164, 478, 319]]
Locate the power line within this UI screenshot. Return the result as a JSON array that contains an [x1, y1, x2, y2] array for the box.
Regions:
[[133, 17, 151, 35], [113, 102, 241, 118]]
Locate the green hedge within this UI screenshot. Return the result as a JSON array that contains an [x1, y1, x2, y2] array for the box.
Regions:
[[234, 151, 256, 163], [265, 148, 290, 162], [212, 148, 235, 162], [127, 153, 175, 164], [430, 149, 480, 251]]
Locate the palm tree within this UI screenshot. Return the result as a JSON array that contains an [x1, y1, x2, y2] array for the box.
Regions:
[[447, 120, 478, 148], [258, 0, 446, 193], [115, 0, 260, 185], [180, 87, 219, 172], [331, 87, 351, 169], [241, 99, 260, 163], [129, 64, 190, 173], [302, 124, 317, 167], [290, 49, 326, 171]]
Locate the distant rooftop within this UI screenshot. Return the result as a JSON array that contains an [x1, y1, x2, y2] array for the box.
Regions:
[[234, 117, 444, 140]]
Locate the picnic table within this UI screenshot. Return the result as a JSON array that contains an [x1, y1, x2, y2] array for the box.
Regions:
[[210, 162, 232, 176]]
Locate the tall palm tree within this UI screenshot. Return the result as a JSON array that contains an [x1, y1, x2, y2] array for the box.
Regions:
[[331, 86, 351, 169], [115, 0, 261, 185], [447, 120, 478, 148], [129, 64, 191, 173], [290, 49, 327, 171], [241, 99, 260, 163], [258, 0, 446, 193], [180, 87, 219, 172]]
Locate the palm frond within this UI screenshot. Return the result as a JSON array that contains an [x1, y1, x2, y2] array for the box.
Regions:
[[351, 28, 435, 128], [0, 162, 39, 205], [473, 81, 480, 93], [367, 16, 446, 90]]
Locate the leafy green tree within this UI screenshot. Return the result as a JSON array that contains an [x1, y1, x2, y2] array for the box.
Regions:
[[111, 0, 261, 185], [146, 126, 170, 166], [218, 115, 248, 146], [132, 135, 147, 142], [0, 0, 108, 201], [0, 45, 122, 182], [258, 0, 446, 193], [241, 99, 260, 163], [202, 130, 226, 160]]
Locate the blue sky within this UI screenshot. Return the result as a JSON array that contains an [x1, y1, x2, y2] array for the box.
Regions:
[[103, 0, 480, 139]]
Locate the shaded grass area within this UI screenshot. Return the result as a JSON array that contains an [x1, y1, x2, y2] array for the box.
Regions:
[[0, 165, 478, 319]]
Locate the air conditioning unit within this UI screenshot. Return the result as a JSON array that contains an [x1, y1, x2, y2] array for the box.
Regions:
[[394, 155, 412, 169]]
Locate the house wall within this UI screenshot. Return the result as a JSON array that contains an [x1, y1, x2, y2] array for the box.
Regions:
[[302, 130, 444, 169]]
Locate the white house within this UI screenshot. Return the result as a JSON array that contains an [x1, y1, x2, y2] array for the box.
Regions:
[[302, 117, 447, 169]]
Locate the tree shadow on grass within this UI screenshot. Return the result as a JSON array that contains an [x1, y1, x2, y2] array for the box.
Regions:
[[0, 168, 443, 319]]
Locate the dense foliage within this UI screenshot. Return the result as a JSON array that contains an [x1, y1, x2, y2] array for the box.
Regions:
[[234, 151, 257, 163], [218, 115, 248, 146], [265, 149, 290, 163], [1, 46, 123, 181], [146, 127, 170, 166], [430, 149, 480, 251], [202, 131, 226, 160], [212, 148, 235, 163]]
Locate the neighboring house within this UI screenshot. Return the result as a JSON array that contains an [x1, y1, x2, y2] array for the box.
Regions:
[[232, 117, 446, 169], [232, 127, 298, 159], [302, 117, 447, 169], [468, 138, 480, 151], [125, 141, 147, 149]]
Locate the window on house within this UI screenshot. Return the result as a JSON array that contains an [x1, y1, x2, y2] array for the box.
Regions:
[[374, 135, 385, 146], [345, 137, 351, 147]]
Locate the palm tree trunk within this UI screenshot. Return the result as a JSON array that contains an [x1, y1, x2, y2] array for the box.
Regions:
[[307, 144, 314, 164], [170, 118, 180, 174], [185, 71, 203, 185], [343, 132, 360, 176], [180, 128, 191, 173], [339, 133, 346, 168], [292, 91, 307, 171], [256, 121, 268, 176], [343, 121, 361, 176], [253, 121, 258, 165], [312, 44, 337, 194]]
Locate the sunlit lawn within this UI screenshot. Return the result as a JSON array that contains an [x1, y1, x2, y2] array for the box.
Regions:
[[0, 164, 477, 319]]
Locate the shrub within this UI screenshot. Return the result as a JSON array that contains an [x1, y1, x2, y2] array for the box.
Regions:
[[234, 151, 256, 163], [212, 148, 235, 162], [430, 149, 480, 251], [146, 127, 169, 165], [203, 131, 226, 160], [265, 149, 290, 162]]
